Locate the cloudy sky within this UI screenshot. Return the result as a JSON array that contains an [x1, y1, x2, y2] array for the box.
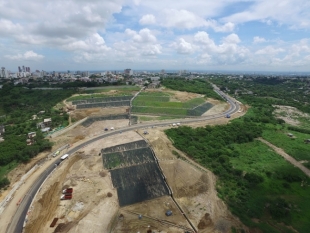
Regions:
[[1, 0, 310, 72]]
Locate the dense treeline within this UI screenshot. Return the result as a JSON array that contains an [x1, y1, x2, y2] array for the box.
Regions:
[[166, 121, 309, 232], [161, 78, 222, 100], [0, 84, 75, 188], [211, 76, 310, 114], [287, 126, 310, 135], [166, 121, 262, 177]]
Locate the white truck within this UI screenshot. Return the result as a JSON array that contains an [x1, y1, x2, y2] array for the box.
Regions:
[[60, 154, 69, 160]]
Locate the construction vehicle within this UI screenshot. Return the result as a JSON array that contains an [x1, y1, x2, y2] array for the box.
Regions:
[[60, 194, 72, 200], [62, 188, 73, 194], [226, 114, 231, 118]]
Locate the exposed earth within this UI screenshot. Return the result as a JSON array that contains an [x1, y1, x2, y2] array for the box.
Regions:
[[273, 105, 310, 127], [0, 88, 248, 233]]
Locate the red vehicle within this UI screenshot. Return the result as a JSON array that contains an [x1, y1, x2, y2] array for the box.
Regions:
[[60, 194, 72, 200], [62, 188, 73, 194]]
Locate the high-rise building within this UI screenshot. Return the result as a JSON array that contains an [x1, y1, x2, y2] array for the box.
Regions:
[[1, 67, 8, 78], [124, 69, 133, 75], [18, 66, 22, 72], [22, 66, 25, 72]]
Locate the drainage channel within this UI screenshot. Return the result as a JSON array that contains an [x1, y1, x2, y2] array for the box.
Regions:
[[147, 141, 198, 233]]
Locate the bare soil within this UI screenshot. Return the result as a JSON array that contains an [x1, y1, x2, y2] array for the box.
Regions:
[[273, 105, 310, 126], [141, 129, 247, 232], [0, 90, 247, 233], [25, 131, 142, 233], [70, 107, 128, 121], [50, 119, 129, 146], [113, 196, 193, 233]]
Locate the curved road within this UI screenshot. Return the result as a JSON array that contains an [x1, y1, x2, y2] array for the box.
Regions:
[[8, 90, 239, 233]]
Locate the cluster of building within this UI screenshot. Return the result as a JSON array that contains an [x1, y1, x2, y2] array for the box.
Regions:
[[0, 66, 208, 88]]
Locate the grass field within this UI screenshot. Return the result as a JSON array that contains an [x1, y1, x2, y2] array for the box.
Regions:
[[262, 126, 310, 163], [132, 95, 208, 116], [229, 140, 310, 233]]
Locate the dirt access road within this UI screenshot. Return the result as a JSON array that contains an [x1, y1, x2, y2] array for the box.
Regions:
[[1, 89, 241, 233], [258, 138, 310, 178]]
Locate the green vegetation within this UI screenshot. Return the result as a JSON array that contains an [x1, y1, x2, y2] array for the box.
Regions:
[[161, 78, 222, 100], [287, 126, 310, 134], [166, 121, 310, 233], [133, 91, 210, 116], [67, 86, 139, 101], [162, 75, 310, 232], [211, 76, 310, 117], [0, 84, 75, 188], [262, 127, 310, 166]]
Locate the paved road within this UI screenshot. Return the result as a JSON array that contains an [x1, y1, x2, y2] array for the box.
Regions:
[[8, 90, 239, 233]]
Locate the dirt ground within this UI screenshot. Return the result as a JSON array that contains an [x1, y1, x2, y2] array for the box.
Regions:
[[114, 196, 193, 233], [70, 107, 128, 121], [141, 129, 246, 233], [25, 131, 143, 233], [273, 105, 310, 126], [1, 90, 247, 233], [51, 119, 130, 146]]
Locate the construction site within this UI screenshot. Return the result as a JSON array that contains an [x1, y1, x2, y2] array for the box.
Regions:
[[1, 87, 247, 233]]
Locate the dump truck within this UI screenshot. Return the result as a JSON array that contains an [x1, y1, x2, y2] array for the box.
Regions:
[[60, 194, 72, 200], [50, 218, 59, 227], [62, 188, 73, 194]]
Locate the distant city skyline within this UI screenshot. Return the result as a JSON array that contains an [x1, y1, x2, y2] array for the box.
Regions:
[[0, 1, 310, 72]]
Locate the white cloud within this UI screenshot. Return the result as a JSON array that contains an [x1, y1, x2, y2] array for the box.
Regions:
[[253, 36, 267, 43], [125, 28, 157, 43], [223, 0, 310, 29], [172, 38, 195, 54], [63, 33, 110, 53], [5, 51, 44, 61], [255, 46, 285, 55], [0, 19, 23, 35], [223, 33, 241, 44], [193, 32, 249, 65], [115, 28, 161, 57], [153, 9, 234, 32], [139, 14, 156, 25]]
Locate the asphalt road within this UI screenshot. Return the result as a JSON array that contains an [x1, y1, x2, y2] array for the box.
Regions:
[[8, 90, 239, 233]]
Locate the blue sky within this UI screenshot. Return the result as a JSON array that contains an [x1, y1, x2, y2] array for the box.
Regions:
[[0, 0, 310, 72]]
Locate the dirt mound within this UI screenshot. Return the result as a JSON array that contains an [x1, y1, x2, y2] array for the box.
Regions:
[[107, 192, 113, 197], [198, 213, 213, 229], [53, 222, 75, 233], [25, 156, 81, 233], [73, 135, 85, 143], [99, 171, 107, 177]]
